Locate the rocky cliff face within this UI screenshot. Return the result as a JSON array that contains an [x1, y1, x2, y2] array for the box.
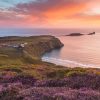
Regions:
[[24, 36, 64, 58]]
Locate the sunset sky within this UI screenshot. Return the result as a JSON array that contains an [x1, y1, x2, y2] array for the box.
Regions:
[[0, 0, 100, 28]]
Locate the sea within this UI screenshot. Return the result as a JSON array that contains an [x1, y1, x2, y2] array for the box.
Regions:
[[0, 28, 100, 68]]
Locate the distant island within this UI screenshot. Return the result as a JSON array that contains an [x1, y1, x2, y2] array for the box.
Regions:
[[66, 33, 84, 36], [88, 32, 95, 35], [66, 32, 96, 36]]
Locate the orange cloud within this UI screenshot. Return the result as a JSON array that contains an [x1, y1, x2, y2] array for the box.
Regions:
[[0, 0, 100, 28]]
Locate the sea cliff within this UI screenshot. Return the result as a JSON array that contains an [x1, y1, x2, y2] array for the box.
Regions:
[[0, 35, 63, 59], [24, 36, 64, 58]]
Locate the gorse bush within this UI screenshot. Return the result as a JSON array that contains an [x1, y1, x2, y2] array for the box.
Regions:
[[46, 68, 87, 78]]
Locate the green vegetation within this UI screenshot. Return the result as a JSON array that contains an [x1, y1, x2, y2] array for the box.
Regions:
[[0, 36, 63, 79], [0, 36, 99, 80]]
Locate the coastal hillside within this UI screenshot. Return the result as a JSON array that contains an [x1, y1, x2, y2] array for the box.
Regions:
[[0, 36, 100, 100], [0, 35, 63, 65], [1, 0, 100, 99]]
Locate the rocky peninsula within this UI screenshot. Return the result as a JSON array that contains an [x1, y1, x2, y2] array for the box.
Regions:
[[0, 35, 63, 59], [0, 35, 100, 100]]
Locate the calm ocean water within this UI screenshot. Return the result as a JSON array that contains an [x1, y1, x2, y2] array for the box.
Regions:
[[0, 28, 98, 37], [0, 28, 100, 68], [42, 34, 100, 68]]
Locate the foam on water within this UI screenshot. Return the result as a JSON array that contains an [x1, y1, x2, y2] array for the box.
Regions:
[[42, 57, 100, 68]]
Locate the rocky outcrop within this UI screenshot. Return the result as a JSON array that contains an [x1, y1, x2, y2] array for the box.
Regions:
[[66, 33, 84, 36], [24, 36, 64, 57], [88, 32, 95, 35]]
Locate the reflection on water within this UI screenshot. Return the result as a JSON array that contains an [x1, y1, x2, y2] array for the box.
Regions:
[[42, 34, 100, 68]]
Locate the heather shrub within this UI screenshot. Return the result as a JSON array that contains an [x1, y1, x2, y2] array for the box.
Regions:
[[46, 70, 66, 78], [0, 87, 18, 100], [41, 95, 55, 100], [18, 87, 100, 100], [0, 74, 37, 86], [35, 74, 100, 90]]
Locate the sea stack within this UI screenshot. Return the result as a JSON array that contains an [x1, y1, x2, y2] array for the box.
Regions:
[[88, 32, 95, 35]]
